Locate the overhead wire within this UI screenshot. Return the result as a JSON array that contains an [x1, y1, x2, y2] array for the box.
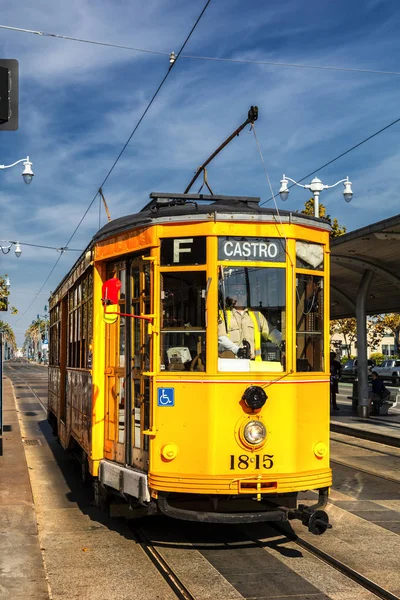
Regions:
[[1, 23, 400, 77], [251, 124, 293, 268], [63, 0, 212, 249], [260, 115, 400, 206], [15, 0, 212, 324]]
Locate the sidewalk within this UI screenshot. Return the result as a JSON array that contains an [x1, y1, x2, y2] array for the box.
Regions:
[[330, 400, 400, 447], [0, 376, 49, 599]]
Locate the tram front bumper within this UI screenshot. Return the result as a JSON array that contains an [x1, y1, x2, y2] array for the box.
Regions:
[[149, 468, 332, 495]]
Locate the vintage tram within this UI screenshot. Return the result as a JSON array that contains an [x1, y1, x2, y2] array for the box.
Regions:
[[48, 191, 332, 533]]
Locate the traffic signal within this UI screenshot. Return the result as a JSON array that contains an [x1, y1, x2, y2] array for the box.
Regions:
[[0, 297, 8, 311], [0, 59, 18, 131]]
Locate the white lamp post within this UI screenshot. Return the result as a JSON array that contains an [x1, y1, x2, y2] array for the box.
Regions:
[[279, 175, 353, 218], [0, 156, 34, 184]]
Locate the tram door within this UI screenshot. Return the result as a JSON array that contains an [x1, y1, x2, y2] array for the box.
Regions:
[[130, 257, 152, 472], [104, 263, 126, 464]]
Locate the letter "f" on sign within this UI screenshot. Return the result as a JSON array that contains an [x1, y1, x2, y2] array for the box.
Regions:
[[173, 238, 193, 263]]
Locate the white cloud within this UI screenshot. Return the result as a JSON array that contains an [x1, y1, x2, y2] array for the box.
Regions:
[[1, 0, 400, 342]]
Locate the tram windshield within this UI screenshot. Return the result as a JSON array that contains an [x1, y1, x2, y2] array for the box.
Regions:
[[218, 266, 285, 372], [160, 272, 206, 372]]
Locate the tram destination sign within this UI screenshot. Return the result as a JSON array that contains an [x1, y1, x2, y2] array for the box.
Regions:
[[160, 237, 206, 266], [218, 237, 286, 262]]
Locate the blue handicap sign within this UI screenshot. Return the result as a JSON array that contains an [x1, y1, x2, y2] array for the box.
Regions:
[[43, 339, 48, 345], [157, 387, 175, 407]]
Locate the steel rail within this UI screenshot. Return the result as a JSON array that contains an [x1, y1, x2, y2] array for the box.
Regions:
[[331, 457, 400, 485], [331, 433, 400, 459], [5, 364, 48, 415], [133, 527, 197, 600], [269, 523, 398, 600]]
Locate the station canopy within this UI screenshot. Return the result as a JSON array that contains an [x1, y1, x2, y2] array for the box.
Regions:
[[330, 213, 400, 319]]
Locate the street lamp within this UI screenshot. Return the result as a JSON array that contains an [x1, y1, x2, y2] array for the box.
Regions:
[[0, 156, 34, 184], [0, 240, 22, 258], [279, 175, 353, 218]]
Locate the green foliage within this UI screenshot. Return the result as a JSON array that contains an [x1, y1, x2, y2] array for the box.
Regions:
[[302, 199, 347, 238], [369, 352, 385, 365], [374, 314, 400, 354], [0, 274, 17, 314], [24, 317, 49, 351], [330, 318, 357, 358], [0, 320, 17, 349], [341, 354, 355, 364]]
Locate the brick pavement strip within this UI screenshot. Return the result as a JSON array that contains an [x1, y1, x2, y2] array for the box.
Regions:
[[0, 377, 50, 599]]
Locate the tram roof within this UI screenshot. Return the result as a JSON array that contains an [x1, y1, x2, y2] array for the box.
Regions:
[[93, 192, 331, 242], [330, 212, 400, 319]]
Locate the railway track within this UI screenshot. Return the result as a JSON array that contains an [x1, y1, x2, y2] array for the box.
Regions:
[[331, 457, 400, 485], [133, 526, 197, 600], [332, 433, 400, 458], [4, 363, 48, 414], [269, 523, 398, 600], [5, 362, 399, 599]]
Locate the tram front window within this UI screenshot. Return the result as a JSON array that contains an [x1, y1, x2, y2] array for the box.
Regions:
[[160, 272, 206, 372], [218, 266, 285, 373]]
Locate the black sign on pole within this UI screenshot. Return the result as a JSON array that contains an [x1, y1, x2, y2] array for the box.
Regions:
[[0, 59, 19, 131]]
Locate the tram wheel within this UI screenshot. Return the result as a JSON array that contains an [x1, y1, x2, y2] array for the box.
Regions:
[[81, 453, 90, 485], [93, 479, 110, 511]]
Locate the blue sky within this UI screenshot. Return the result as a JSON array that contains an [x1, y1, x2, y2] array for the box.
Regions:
[[1, 0, 400, 345]]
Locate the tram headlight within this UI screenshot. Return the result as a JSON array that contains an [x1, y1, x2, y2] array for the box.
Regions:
[[243, 421, 266, 445]]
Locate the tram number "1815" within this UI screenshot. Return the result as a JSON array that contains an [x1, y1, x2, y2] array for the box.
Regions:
[[229, 454, 274, 470]]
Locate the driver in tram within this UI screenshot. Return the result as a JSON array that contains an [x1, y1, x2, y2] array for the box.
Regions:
[[218, 285, 282, 360]]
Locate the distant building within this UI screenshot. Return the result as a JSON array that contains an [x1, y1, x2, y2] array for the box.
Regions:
[[331, 332, 397, 359]]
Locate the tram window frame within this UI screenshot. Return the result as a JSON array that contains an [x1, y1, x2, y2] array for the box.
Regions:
[[217, 264, 286, 373], [49, 304, 60, 366], [67, 269, 93, 369], [295, 272, 324, 372], [296, 240, 324, 271], [160, 269, 206, 373]]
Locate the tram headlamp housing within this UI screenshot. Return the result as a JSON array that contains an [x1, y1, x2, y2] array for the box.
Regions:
[[243, 421, 267, 445], [242, 386, 267, 410]]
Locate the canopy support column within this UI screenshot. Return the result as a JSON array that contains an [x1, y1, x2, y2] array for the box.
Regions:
[[356, 270, 373, 417]]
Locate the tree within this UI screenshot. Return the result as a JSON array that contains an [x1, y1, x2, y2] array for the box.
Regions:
[[373, 314, 400, 355], [330, 318, 357, 357], [0, 274, 17, 314], [302, 199, 347, 238], [24, 317, 49, 359], [0, 320, 17, 350]]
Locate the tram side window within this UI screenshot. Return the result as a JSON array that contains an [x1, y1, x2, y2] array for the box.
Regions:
[[296, 241, 324, 271], [49, 305, 60, 366], [67, 270, 93, 369], [160, 272, 206, 372], [296, 274, 324, 372]]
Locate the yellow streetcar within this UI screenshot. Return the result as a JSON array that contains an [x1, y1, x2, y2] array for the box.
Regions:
[[48, 190, 332, 534]]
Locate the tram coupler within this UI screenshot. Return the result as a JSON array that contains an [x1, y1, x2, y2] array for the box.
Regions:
[[288, 487, 332, 535]]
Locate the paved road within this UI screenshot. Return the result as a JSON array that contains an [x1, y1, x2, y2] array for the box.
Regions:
[[3, 360, 400, 599]]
